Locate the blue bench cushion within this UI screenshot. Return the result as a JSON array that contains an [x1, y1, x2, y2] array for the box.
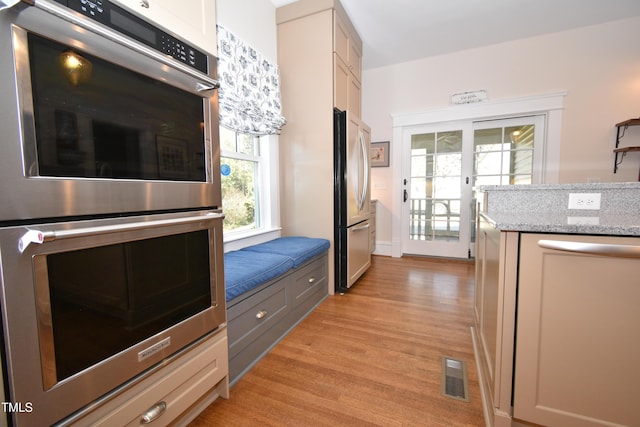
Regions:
[[242, 237, 331, 268], [224, 250, 293, 302]]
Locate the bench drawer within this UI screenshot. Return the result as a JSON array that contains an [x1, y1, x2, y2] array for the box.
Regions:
[[292, 255, 327, 305], [226, 251, 329, 386], [227, 277, 290, 359]]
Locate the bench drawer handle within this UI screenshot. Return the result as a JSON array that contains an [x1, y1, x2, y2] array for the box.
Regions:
[[308, 276, 316, 284], [256, 310, 268, 319]]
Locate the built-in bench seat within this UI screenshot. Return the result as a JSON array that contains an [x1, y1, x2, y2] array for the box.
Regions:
[[224, 237, 330, 386]]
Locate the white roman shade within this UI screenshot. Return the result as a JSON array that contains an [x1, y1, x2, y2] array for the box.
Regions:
[[216, 25, 286, 135]]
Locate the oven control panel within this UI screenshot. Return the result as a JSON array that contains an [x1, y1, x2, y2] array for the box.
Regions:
[[53, 0, 208, 74]]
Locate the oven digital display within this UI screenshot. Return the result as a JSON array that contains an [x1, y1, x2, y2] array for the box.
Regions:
[[110, 9, 157, 45], [61, 0, 208, 73]]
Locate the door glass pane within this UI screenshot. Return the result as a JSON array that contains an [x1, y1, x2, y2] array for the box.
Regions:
[[471, 123, 536, 244], [437, 131, 462, 153], [410, 131, 462, 242], [473, 125, 534, 186]]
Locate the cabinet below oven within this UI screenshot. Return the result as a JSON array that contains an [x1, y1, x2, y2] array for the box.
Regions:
[[66, 329, 229, 426]]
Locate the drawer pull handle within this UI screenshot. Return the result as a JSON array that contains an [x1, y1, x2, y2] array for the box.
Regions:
[[308, 276, 316, 284], [140, 401, 166, 424], [538, 239, 640, 258], [256, 310, 268, 319]]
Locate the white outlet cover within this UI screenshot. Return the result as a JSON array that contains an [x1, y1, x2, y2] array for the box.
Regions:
[[568, 193, 601, 210]]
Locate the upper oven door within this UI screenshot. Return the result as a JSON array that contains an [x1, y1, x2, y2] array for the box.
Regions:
[[0, 1, 221, 222]]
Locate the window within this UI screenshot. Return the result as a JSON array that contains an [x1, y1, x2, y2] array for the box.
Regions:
[[216, 25, 284, 247], [220, 126, 261, 233]]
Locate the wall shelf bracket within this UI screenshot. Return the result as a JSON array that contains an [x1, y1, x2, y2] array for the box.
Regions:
[[613, 118, 640, 180]]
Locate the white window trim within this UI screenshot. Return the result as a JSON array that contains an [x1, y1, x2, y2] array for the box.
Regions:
[[223, 134, 281, 252]]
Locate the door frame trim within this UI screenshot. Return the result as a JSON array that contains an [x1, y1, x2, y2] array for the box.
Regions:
[[390, 91, 566, 258]]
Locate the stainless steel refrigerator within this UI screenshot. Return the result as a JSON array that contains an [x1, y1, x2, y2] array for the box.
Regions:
[[334, 109, 371, 293]]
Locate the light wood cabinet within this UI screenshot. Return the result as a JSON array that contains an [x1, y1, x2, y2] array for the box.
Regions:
[[348, 71, 362, 117], [473, 215, 519, 427], [111, 0, 217, 55], [333, 11, 361, 115], [69, 330, 229, 426], [334, 53, 350, 112], [276, 0, 364, 293], [514, 233, 640, 427], [370, 200, 376, 253], [334, 53, 362, 114], [278, 0, 362, 115], [333, 12, 361, 81], [474, 222, 640, 427]]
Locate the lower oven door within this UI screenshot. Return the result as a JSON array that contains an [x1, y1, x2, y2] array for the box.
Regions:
[[0, 210, 225, 426]]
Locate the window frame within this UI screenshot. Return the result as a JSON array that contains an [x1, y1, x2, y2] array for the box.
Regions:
[[220, 128, 281, 251]]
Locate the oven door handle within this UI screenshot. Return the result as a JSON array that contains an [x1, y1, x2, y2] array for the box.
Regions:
[[18, 212, 224, 253], [197, 81, 220, 92]]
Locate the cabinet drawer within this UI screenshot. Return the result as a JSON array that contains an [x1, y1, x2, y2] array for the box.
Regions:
[[71, 331, 228, 426], [227, 278, 290, 359], [515, 234, 640, 427], [292, 256, 327, 305]]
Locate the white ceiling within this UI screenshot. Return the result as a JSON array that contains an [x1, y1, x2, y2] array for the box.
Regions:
[[271, 0, 640, 70]]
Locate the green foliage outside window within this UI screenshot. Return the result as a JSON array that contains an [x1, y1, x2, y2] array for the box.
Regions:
[[220, 127, 260, 233], [221, 157, 257, 231]]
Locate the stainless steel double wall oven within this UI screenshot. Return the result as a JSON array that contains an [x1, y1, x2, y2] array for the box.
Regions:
[[0, 1, 225, 425]]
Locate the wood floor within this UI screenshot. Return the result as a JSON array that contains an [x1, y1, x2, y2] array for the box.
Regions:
[[189, 255, 484, 426]]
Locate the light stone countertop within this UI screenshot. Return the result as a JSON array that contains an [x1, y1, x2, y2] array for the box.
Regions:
[[479, 212, 640, 236], [477, 182, 640, 236]]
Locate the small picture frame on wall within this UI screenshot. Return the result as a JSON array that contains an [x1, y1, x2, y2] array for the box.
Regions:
[[371, 141, 390, 167]]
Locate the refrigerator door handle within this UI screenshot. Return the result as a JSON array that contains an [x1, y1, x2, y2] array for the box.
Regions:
[[358, 129, 369, 212], [351, 222, 370, 232]]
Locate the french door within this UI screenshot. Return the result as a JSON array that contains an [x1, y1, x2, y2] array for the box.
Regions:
[[401, 115, 544, 258]]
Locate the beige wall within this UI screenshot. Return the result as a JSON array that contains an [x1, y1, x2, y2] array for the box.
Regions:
[[363, 16, 640, 249], [217, 0, 278, 63]]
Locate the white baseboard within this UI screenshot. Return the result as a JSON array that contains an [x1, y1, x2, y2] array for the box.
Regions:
[[372, 241, 392, 257]]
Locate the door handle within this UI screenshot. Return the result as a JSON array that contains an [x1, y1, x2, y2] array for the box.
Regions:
[[196, 81, 220, 93], [18, 211, 224, 253], [403, 189, 408, 203]]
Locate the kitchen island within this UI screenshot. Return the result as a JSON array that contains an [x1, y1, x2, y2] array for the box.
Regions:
[[473, 183, 640, 427]]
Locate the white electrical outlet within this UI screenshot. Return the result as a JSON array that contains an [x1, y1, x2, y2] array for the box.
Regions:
[[568, 193, 601, 210]]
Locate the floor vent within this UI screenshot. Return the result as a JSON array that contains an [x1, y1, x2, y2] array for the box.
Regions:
[[441, 357, 469, 402]]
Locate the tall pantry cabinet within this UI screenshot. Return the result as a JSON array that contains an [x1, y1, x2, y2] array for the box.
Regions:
[[276, 0, 363, 293]]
